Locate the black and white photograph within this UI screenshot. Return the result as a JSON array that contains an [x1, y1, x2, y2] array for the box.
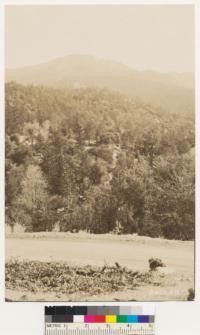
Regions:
[[5, 4, 195, 302]]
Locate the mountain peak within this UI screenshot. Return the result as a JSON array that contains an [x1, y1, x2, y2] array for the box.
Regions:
[[6, 54, 194, 114]]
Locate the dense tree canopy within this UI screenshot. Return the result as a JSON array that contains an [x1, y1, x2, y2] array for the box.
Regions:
[[5, 82, 195, 240]]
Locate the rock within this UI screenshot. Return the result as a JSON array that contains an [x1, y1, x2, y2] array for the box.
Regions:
[[149, 258, 166, 271], [187, 288, 195, 301]]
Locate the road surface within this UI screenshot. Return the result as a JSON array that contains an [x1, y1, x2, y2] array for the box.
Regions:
[[6, 233, 194, 274]]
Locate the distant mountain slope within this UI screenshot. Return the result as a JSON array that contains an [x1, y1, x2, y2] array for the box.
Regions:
[[6, 55, 194, 113]]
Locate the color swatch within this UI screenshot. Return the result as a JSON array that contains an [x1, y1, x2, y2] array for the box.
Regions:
[[45, 306, 155, 324]]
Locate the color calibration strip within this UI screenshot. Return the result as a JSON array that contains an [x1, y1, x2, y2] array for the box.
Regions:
[[45, 306, 155, 335], [45, 306, 155, 323]]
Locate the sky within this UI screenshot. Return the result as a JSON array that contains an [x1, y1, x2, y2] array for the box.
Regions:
[[5, 5, 194, 73]]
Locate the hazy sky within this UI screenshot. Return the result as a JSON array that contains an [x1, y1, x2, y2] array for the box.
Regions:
[[5, 5, 194, 73]]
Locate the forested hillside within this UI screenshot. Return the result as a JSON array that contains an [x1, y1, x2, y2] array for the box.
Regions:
[[6, 55, 194, 114], [5, 82, 195, 240]]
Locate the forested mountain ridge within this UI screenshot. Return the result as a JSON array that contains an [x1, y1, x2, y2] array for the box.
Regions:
[[6, 55, 194, 114], [5, 82, 195, 240]]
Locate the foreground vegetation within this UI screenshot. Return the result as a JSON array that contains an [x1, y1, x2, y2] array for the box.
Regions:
[[6, 82, 195, 239], [6, 259, 144, 296], [5, 258, 194, 301]]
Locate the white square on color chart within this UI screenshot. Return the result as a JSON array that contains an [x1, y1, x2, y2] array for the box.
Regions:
[[73, 315, 84, 323]]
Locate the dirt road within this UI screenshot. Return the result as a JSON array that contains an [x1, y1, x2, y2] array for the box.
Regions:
[[6, 233, 194, 274]]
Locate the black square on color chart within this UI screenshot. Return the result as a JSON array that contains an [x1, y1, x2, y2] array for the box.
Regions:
[[55, 306, 67, 315], [45, 306, 89, 316], [45, 306, 56, 316]]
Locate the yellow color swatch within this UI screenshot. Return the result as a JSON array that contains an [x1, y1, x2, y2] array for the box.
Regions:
[[106, 315, 117, 323]]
